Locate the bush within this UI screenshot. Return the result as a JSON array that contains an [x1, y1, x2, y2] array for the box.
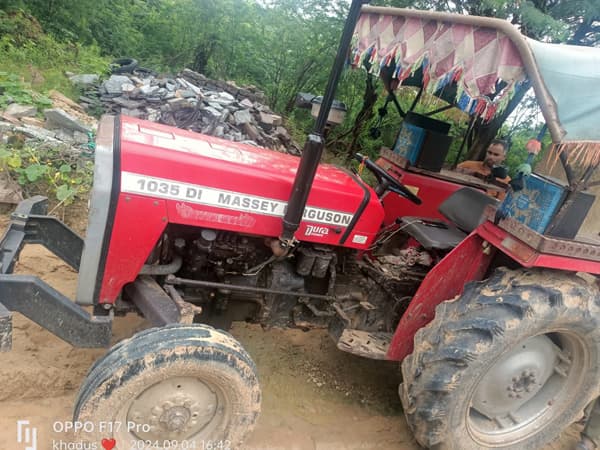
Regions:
[[0, 143, 94, 205], [0, 10, 109, 97]]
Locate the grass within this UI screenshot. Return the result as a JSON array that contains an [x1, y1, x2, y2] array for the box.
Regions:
[[0, 11, 110, 102]]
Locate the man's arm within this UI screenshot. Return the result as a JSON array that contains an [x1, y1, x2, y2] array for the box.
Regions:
[[455, 160, 479, 175]]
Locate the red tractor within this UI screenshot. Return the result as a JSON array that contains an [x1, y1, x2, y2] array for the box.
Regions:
[[1, 2, 600, 449]]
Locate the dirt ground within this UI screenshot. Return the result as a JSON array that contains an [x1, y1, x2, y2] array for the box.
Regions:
[[0, 213, 583, 450]]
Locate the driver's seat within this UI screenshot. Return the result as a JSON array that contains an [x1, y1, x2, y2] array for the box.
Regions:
[[399, 187, 499, 251]]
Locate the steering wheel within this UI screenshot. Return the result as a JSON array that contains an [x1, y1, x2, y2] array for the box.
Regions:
[[354, 153, 422, 204]]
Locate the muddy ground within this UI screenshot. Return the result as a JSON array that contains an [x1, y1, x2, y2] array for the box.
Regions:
[[0, 212, 582, 450]]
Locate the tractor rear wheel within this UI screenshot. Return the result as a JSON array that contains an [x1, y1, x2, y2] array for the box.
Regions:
[[74, 324, 260, 448], [401, 268, 600, 449]]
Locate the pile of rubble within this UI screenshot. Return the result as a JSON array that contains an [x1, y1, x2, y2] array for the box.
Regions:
[[75, 68, 299, 154], [0, 66, 302, 203], [0, 90, 95, 146], [0, 91, 96, 203]]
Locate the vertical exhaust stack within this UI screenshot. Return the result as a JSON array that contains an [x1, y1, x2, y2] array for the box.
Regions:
[[279, 0, 369, 248]]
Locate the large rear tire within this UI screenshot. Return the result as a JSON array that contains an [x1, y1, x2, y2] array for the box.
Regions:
[[401, 268, 600, 449], [74, 324, 260, 449]]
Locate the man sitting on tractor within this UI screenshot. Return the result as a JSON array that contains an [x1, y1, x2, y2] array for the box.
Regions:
[[456, 139, 511, 198]]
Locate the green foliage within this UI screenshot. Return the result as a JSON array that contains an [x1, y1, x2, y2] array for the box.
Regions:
[[0, 71, 52, 109], [0, 10, 109, 96], [0, 144, 93, 205]]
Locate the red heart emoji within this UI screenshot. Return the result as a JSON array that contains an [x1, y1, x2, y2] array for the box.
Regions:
[[101, 438, 116, 450]]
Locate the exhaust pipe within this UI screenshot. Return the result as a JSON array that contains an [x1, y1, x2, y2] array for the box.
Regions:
[[279, 0, 370, 247]]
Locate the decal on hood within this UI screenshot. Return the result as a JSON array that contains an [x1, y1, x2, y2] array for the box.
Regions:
[[121, 172, 354, 227]]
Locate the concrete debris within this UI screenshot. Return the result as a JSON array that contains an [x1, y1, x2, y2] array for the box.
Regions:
[[44, 109, 91, 133], [233, 109, 252, 126], [103, 75, 133, 95], [69, 74, 99, 86], [4, 104, 37, 119], [0, 63, 300, 190], [78, 67, 299, 154], [20, 117, 46, 128], [14, 125, 59, 142]]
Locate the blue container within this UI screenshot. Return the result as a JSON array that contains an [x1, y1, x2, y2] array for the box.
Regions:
[[393, 122, 426, 164], [393, 112, 451, 166], [500, 174, 566, 234]]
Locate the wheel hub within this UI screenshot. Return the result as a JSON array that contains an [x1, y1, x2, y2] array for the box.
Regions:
[[160, 405, 191, 431], [507, 369, 538, 399], [472, 335, 558, 419], [127, 376, 219, 440]]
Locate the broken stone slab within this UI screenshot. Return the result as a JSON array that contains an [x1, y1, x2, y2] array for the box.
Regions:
[[258, 112, 283, 131], [181, 68, 207, 85], [79, 96, 99, 104], [202, 107, 222, 118], [240, 98, 254, 108], [147, 109, 161, 121], [0, 121, 13, 133], [167, 98, 191, 111], [0, 113, 21, 125], [14, 125, 58, 142], [206, 102, 224, 111], [112, 97, 145, 109], [177, 89, 197, 99], [274, 126, 291, 143], [120, 108, 144, 118], [176, 78, 202, 95], [20, 117, 46, 128], [243, 122, 260, 142], [208, 92, 235, 106], [54, 129, 76, 144], [233, 109, 252, 126], [73, 131, 90, 144], [104, 75, 133, 95], [219, 110, 230, 122], [214, 125, 225, 139], [4, 103, 37, 119], [122, 83, 136, 93], [69, 74, 99, 86], [44, 108, 91, 133]]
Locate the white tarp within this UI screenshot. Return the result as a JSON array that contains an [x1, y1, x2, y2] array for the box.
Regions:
[[527, 38, 600, 142]]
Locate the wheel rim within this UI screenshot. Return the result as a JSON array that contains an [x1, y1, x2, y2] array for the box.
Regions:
[[467, 331, 587, 447], [114, 376, 227, 442]]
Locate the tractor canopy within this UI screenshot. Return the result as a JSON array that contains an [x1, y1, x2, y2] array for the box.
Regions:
[[351, 6, 600, 166]]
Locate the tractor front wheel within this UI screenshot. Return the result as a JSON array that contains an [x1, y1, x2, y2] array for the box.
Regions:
[[74, 324, 261, 448], [401, 268, 600, 449]]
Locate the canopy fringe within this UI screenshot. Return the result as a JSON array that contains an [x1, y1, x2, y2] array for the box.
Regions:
[[551, 142, 600, 168]]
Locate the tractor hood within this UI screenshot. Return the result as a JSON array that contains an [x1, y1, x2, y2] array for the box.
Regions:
[[116, 116, 384, 249]]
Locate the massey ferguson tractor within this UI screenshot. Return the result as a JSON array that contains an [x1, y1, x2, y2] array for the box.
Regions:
[[1, 1, 600, 449]]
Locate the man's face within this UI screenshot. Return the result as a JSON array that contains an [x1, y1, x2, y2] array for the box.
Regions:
[[484, 143, 506, 167]]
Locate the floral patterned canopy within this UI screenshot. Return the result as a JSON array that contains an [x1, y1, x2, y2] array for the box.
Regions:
[[351, 9, 528, 122]]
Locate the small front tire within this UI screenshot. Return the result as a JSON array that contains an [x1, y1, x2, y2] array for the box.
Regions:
[[74, 324, 260, 448]]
